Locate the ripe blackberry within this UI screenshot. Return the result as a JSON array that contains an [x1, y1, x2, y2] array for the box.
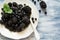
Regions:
[[40, 1, 47, 9]]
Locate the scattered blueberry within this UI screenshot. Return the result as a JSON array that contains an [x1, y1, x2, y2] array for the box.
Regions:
[[33, 20, 35, 23], [35, 18, 37, 21], [34, 1, 36, 5], [39, 10, 41, 13], [32, 17, 34, 21], [37, 0, 39, 2], [24, 4, 26, 6], [45, 11, 47, 15]]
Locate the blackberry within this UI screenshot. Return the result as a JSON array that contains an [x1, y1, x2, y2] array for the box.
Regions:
[[13, 2, 18, 7], [18, 4, 23, 9], [40, 1, 47, 9], [22, 6, 31, 16], [8, 2, 12, 7], [24, 4, 26, 6]]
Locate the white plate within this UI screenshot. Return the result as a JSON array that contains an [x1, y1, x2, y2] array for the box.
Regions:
[[0, 0, 39, 39]]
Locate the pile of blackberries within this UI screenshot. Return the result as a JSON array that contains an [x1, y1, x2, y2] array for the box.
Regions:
[[0, 2, 31, 32]]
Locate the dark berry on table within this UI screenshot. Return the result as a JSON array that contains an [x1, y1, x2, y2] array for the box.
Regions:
[[33, 20, 35, 23], [45, 11, 47, 15], [39, 10, 41, 13], [24, 4, 26, 6], [34, 1, 36, 5], [8, 2, 12, 7], [32, 17, 34, 21], [40, 1, 47, 9]]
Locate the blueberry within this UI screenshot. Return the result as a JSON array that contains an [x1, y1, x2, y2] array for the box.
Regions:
[[31, 17, 35, 23], [35, 18, 37, 21], [24, 4, 26, 6], [33, 20, 35, 23], [34, 1, 36, 5], [39, 10, 41, 13], [32, 17, 34, 21], [45, 11, 47, 15]]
